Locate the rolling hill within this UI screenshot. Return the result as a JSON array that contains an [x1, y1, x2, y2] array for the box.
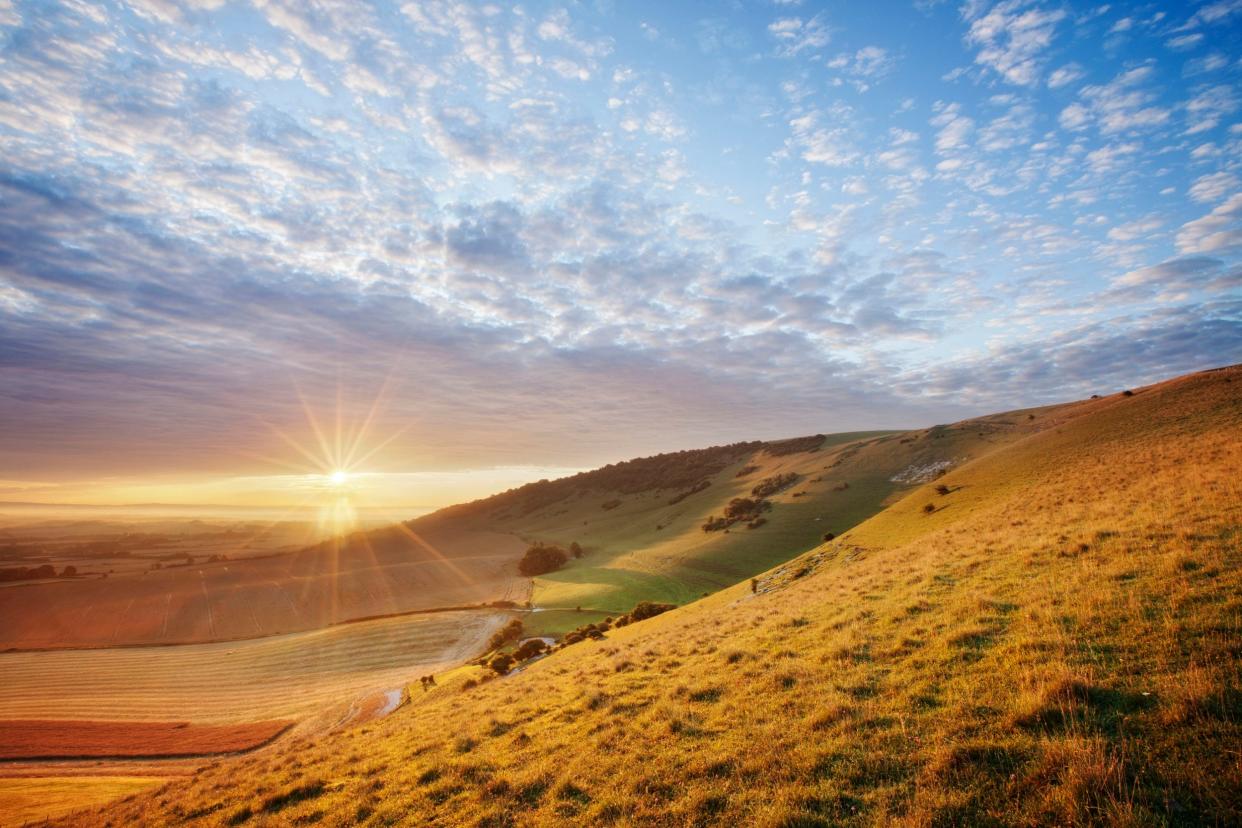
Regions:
[[73, 366, 1241, 826]]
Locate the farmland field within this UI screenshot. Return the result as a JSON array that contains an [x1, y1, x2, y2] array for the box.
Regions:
[[0, 521, 527, 648], [0, 608, 509, 724], [0, 720, 294, 760], [0, 607, 510, 825]]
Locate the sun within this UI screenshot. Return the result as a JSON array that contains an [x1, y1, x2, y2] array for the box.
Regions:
[[328, 470, 349, 487]]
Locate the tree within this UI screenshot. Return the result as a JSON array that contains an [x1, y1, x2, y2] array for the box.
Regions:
[[517, 543, 568, 576], [513, 639, 546, 661], [487, 619, 523, 651], [489, 654, 514, 675], [630, 601, 675, 621], [569, 541, 584, 558], [61, 565, 77, 577]]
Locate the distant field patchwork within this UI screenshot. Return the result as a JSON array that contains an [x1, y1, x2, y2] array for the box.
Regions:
[[0, 524, 526, 648], [0, 609, 509, 725]]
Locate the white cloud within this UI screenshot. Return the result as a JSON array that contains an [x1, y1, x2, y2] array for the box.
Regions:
[[1047, 63, 1083, 89], [931, 103, 974, 152], [1107, 216, 1162, 242], [1185, 84, 1239, 134], [963, 0, 1066, 86], [1177, 193, 1242, 253], [1067, 65, 1171, 133], [1189, 172, 1240, 204], [768, 15, 829, 56]]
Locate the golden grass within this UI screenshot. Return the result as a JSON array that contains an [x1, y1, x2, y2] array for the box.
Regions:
[[61, 368, 1242, 825], [0, 777, 162, 826]]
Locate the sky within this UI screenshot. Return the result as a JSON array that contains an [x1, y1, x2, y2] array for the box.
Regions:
[[0, 0, 1240, 510]]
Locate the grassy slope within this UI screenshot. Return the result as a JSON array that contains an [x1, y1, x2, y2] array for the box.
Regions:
[[425, 420, 1057, 632], [0, 777, 163, 826], [79, 366, 1242, 826]]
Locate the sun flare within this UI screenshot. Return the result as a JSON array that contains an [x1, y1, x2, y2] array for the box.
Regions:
[[328, 470, 349, 487]]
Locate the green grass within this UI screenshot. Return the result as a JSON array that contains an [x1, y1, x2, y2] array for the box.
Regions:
[[484, 425, 1048, 633]]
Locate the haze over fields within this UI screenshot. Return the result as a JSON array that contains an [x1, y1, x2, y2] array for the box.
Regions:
[[1, 0, 1240, 825]]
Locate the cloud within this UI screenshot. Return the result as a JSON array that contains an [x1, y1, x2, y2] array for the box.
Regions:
[[1, 0, 1239, 485], [1177, 193, 1242, 254], [1047, 62, 1083, 89], [767, 14, 830, 56], [962, 0, 1066, 86], [1189, 172, 1240, 203], [1067, 65, 1171, 133]]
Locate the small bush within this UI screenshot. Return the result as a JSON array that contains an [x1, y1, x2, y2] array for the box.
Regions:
[[489, 654, 515, 675], [487, 619, 524, 650], [513, 639, 547, 661], [822, 532, 835, 542], [923, 503, 936, 514], [752, 473, 799, 498], [601, 499, 622, 510], [667, 479, 711, 505], [630, 601, 676, 621], [517, 544, 568, 576], [1122, 389, 1134, 396], [935, 484, 950, 496], [569, 541, 583, 558]]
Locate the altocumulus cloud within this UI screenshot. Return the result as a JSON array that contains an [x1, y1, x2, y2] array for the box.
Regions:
[[0, 0, 1239, 480]]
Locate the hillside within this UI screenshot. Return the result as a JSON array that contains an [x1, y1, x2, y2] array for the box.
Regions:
[[405, 412, 1062, 635], [77, 367, 1242, 826]]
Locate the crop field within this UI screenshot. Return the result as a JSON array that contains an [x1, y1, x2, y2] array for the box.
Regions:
[[0, 720, 294, 761], [0, 515, 336, 580], [85, 367, 1242, 827], [0, 608, 509, 725], [0, 522, 526, 648]]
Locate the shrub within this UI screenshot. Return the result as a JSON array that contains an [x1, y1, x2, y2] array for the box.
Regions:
[[703, 497, 771, 532], [513, 639, 547, 661], [935, 484, 950, 496], [735, 464, 759, 478], [601, 499, 622, 510], [668, 479, 711, 504], [1122, 389, 1134, 396], [747, 517, 767, 529], [822, 532, 835, 542], [489, 654, 515, 674], [487, 619, 524, 651], [630, 601, 675, 621], [752, 473, 799, 498], [923, 503, 936, 514], [518, 544, 568, 576], [764, 434, 825, 455], [569, 541, 583, 558]]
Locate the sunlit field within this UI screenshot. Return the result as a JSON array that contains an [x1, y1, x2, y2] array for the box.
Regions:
[[61, 367, 1242, 826], [3, 0, 1239, 823]]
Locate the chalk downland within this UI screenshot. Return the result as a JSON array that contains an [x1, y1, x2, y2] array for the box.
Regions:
[[77, 367, 1242, 826]]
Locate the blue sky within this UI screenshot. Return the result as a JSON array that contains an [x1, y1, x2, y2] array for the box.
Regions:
[[0, 0, 1240, 503]]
